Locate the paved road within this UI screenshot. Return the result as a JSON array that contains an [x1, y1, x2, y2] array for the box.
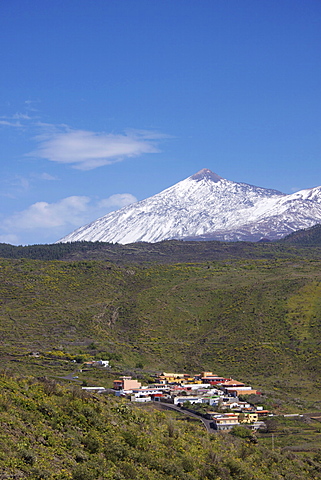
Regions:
[[153, 401, 216, 433], [57, 372, 81, 382]]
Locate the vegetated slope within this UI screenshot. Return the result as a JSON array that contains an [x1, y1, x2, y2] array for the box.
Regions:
[[1, 256, 321, 406], [1, 239, 321, 263], [58, 168, 321, 244], [2, 375, 321, 480], [280, 223, 321, 246]]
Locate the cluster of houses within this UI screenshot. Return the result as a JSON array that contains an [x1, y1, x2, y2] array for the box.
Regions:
[[112, 371, 268, 431]]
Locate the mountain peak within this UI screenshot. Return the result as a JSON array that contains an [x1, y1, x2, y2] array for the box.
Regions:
[[58, 170, 321, 245], [190, 168, 222, 182]]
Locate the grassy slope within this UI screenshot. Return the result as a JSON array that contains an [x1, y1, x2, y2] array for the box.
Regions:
[[116, 259, 321, 409], [1, 374, 321, 480], [1, 254, 321, 409]]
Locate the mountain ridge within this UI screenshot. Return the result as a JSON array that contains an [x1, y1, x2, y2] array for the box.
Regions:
[[58, 169, 321, 244]]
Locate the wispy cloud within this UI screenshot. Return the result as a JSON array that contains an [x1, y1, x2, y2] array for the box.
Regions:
[[12, 113, 33, 120], [31, 172, 58, 181], [0, 119, 22, 127], [1, 193, 137, 244], [10, 175, 31, 191], [24, 99, 40, 112], [97, 193, 137, 209], [0, 112, 34, 127], [1, 172, 58, 199], [0, 108, 168, 171], [28, 128, 165, 170]]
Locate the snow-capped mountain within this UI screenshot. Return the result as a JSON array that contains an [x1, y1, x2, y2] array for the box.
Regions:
[[58, 168, 321, 244]]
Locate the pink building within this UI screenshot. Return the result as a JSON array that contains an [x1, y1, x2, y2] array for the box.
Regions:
[[113, 376, 142, 391]]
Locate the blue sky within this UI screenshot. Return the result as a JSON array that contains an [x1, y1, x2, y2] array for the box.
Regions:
[[1, 0, 320, 245]]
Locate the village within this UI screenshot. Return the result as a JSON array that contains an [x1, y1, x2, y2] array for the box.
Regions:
[[110, 370, 269, 432]]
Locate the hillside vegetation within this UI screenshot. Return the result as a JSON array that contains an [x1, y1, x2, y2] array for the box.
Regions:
[[280, 224, 321, 246], [1, 238, 321, 263], [1, 373, 321, 480], [2, 240, 321, 477], [1, 252, 321, 409]]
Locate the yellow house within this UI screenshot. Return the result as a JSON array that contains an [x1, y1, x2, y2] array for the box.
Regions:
[[212, 413, 239, 431], [239, 412, 258, 424], [183, 376, 195, 384], [201, 371, 215, 378], [158, 372, 186, 383]]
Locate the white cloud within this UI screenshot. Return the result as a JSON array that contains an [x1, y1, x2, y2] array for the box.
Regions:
[[24, 99, 40, 112], [2, 193, 137, 244], [0, 119, 22, 127], [98, 193, 137, 209], [12, 113, 32, 120], [10, 176, 30, 190], [0, 234, 20, 244], [28, 128, 164, 170], [0, 173, 58, 201], [0, 109, 168, 170], [5, 196, 92, 230], [31, 172, 58, 181], [0, 112, 33, 127]]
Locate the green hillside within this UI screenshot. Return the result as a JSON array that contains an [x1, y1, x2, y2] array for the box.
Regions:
[[2, 373, 321, 480], [281, 224, 321, 246], [1, 253, 321, 409]]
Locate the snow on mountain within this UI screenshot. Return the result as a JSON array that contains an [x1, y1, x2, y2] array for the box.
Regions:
[[57, 168, 321, 244]]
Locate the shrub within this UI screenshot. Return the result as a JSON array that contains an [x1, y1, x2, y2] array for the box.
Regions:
[[82, 434, 101, 454], [20, 448, 36, 465], [230, 425, 254, 439], [72, 465, 96, 480]]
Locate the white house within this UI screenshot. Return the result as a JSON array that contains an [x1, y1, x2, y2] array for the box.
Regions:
[[81, 386, 106, 393], [95, 360, 110, 367], [174, 396, 204, 406]]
